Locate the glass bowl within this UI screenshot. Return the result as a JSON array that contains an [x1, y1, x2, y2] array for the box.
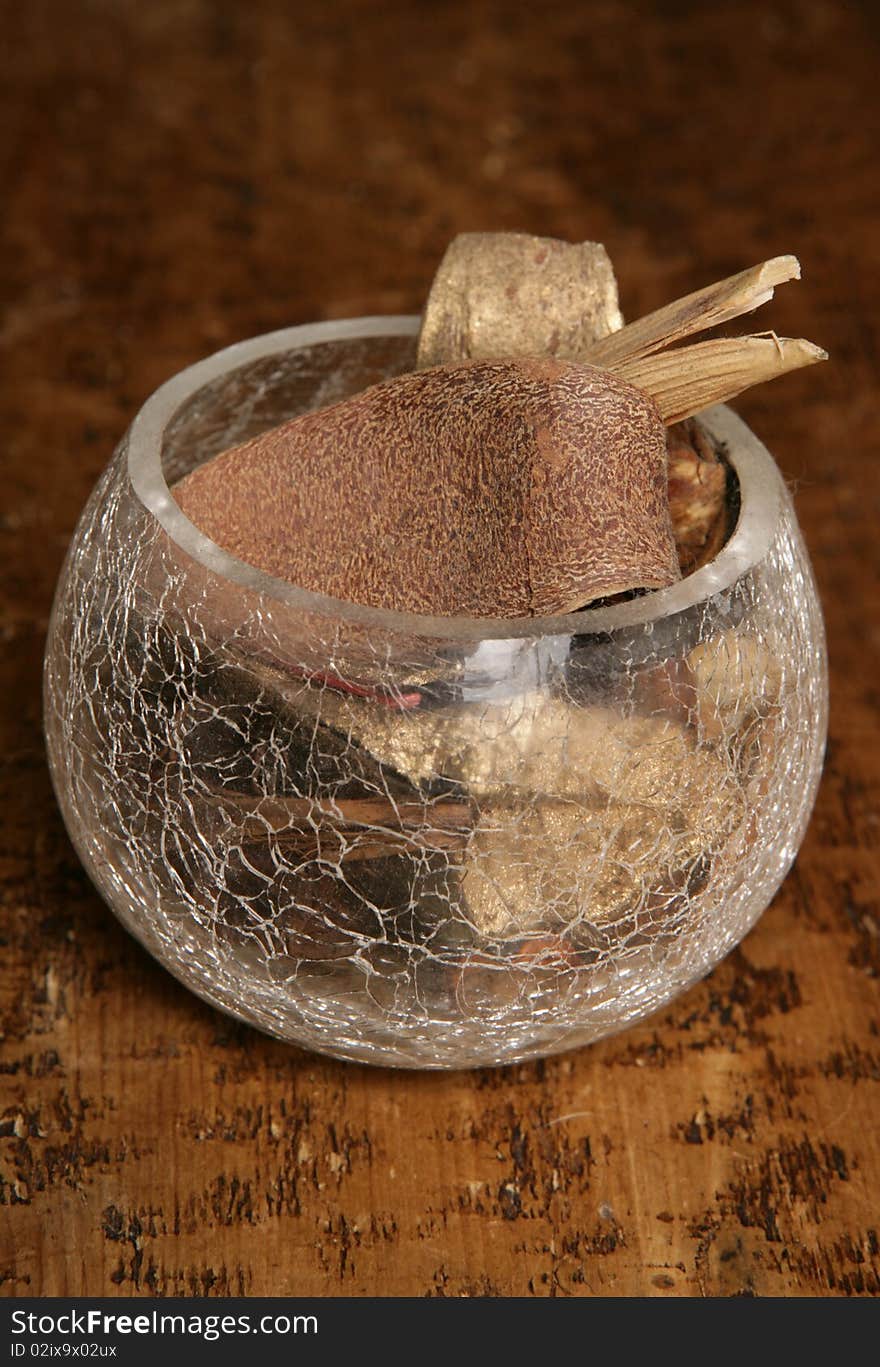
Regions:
[[43, 317, 828, 1069]]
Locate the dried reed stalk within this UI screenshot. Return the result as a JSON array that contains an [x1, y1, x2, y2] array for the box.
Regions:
[[585, 255, 826, 423], [618, 335, 827, 425], [206, 789, 476, 862], [585, 256, 801, 368]]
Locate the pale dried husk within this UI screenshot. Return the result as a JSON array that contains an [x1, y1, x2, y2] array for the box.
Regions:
[[416, 231, 623, 368]]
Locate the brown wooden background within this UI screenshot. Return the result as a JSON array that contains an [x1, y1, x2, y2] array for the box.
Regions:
[[1, 0, 878, 1297]]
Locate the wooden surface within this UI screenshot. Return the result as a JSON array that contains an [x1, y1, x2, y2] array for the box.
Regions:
[[1, 0, 878, 1298]]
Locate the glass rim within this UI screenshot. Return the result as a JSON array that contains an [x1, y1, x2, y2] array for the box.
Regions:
[[127, 315, 785, 643]]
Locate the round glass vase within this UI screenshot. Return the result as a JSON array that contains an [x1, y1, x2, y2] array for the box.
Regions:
[[43, 317, 828, 1069]]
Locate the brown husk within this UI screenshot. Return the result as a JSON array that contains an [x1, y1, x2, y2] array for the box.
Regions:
[[666, 419, 729, 573], [173, 357, 679, 619]]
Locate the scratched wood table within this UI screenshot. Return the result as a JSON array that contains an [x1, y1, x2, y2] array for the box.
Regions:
[[1, 0, 878, 1298]]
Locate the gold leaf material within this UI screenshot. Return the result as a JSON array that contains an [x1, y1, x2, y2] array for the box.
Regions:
[[301, 686, 740, 826], [416, 231, 623, 369], [460, 797, 715, 939], [288, 684, 743, 941], [686, 631, 783, 742]]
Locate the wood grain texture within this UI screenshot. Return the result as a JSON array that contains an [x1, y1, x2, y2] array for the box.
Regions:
[[1, 0, 878, 1297]]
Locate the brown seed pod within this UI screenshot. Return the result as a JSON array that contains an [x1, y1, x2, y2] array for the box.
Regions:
[[174, 357, 679, 618], [666, 419, 730, 573]]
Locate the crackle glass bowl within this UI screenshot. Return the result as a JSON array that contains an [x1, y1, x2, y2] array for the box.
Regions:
[[43, 317, 828, 1068]]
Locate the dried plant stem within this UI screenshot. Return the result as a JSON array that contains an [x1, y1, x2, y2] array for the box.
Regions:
[[666, 419, 729, 573], [616, 335, 827, 426], [585, 256, 802, 369], [262, 829, 471, 863], [206, 790, 476, 861]]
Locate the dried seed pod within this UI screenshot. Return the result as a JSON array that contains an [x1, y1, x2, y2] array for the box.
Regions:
[[416, 231, 623, 369], [666, 419, 730, 573], [174, 357, 679, 618]]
